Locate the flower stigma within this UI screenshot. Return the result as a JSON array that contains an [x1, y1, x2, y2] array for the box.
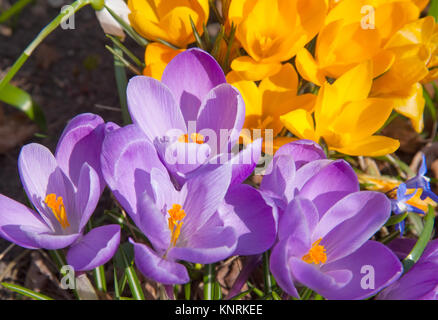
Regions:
[[302, 238, 327, 265], [168, 203, 186, 246], [45, 193, 70, 229]]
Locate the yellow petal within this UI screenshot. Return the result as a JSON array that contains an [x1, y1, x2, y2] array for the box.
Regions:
[[331, 98, 394, 141], [280, 109, 316, 141], [296, 48, 326, 86], [372, 50, 395, 78], [230, 56, 282, 81], [143, 43, 184, 80], [375, 83, 425, 133], [334, 135, 400, 157]]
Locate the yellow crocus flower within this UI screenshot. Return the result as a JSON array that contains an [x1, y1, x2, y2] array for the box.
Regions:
[[127, 0, 209, 48], [227, 64, 316, 153], [357, 172, 436, 213], [296, 0, 421, 86], [280, 62, 400, 157], [371, 17, 438, 132], [227, 0, 327, 81]]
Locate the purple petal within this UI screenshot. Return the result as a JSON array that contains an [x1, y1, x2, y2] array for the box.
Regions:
[[197, 84, 245, 153], [270, 236, 304, 298], [220, 185, 276, 255], [101, 125, 166, 224], [127, 76, 186, 142], [16, 226, 81, 250], [129, 238, 189, 285], [161, 48, 226, 124], [299, 159, 359, 216], [136, 191, 171, 251], [315, 191, 391, 262], [229, 138, 262, 186], [75, 163, 101, 231], [55, 113, 106, 193], [179, 163, 232, 238], [279, 197, 319, 244], [0, 194, 50, 249], [162, 140, 211, 177], [168, 225, 237, 264], [321, 240, 403, 300], [289, 257, 352, 296], [275, 140, 326, 170], [260, 155, 296, 209], [377, 261, 438, 300], [18, 143, 76, 232], [386, 238, 417, 260], [66, 225, 121, 271]]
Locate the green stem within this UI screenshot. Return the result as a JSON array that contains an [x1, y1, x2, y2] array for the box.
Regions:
[[203, 264, 214, 300], [112, 46, 131, 125], [0, 0, 92, 92], [93, 265, 107, 293], [263, 251, 272, 295]]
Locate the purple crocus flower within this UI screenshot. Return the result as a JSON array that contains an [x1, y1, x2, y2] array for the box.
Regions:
[[101, 125, 276, 284], [378, 238, 438, 300], [264, 141, 403, 299], [0, 113, 121, 272], [126, 48, 260, 187]]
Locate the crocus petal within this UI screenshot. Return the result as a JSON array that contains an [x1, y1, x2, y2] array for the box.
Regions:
[[321, 241, 403, 300], [386, 238, 416, 260], [161, 48, 226, 124], [75, 163, 101, 231], [270, 236, 304, 298], [18, 143, 75, 232], [101, 125, 166, 224], [230, 56, 283, 81], [136, 191, 171, 251], [316, 191, 391, 262], [66, 225, 121, 271], [55, 113, 106, 193], [127, 76, 186, 142], [275, 140, 326, 170], [18, 226, 81, 250], [289, 257, 352, 296], [180, 163, 232, 238], [220, 185, 276, 255], [299, 159, 359, 216], [129, 239, 189, 285], [333, 135, 400, 157], [95, 0, 131, 38], [0, 194, 50, 249], [260, 155, 296, 209], [197, 83, 245, 154], [168, 225, 237, 264], [229, 138, 262, 186], [279, 197, 319, 244]]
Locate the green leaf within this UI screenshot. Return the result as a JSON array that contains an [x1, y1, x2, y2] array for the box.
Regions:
[[429, 0, 438, 21], [403, 205, 435, 272], [384, 212, 409, 227], [424, 85, 437, 121], [0, 83, 47, 131], [271, 291, 281, 300], [213, 281, 222, 300], [189, 15, 205, 50], [113, 268, 120, 300], [0, 0, 33, 23], [262, 251, 272, 295], [184, 282, 191, 300], [106, 35, 145, 69], [1, 282, 53, 300], [111, 46, 131, 124], [115, 243, 144, 300]]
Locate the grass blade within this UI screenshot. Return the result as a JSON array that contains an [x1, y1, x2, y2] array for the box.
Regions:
[[0, 83, 47, 131], [0, 0, 33, 23], [203, 264, 214, 300], [111, 46, 131, 124], [1, 282, 53, 300], [384, 212, 409, 227], [93, 265, 107, 293], [403, 205, 435, 272]]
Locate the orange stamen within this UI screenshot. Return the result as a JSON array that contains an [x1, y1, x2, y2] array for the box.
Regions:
[[168, 204, 186, 246], [45, 193, 70, 229], [302, 238, 327, 265]]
